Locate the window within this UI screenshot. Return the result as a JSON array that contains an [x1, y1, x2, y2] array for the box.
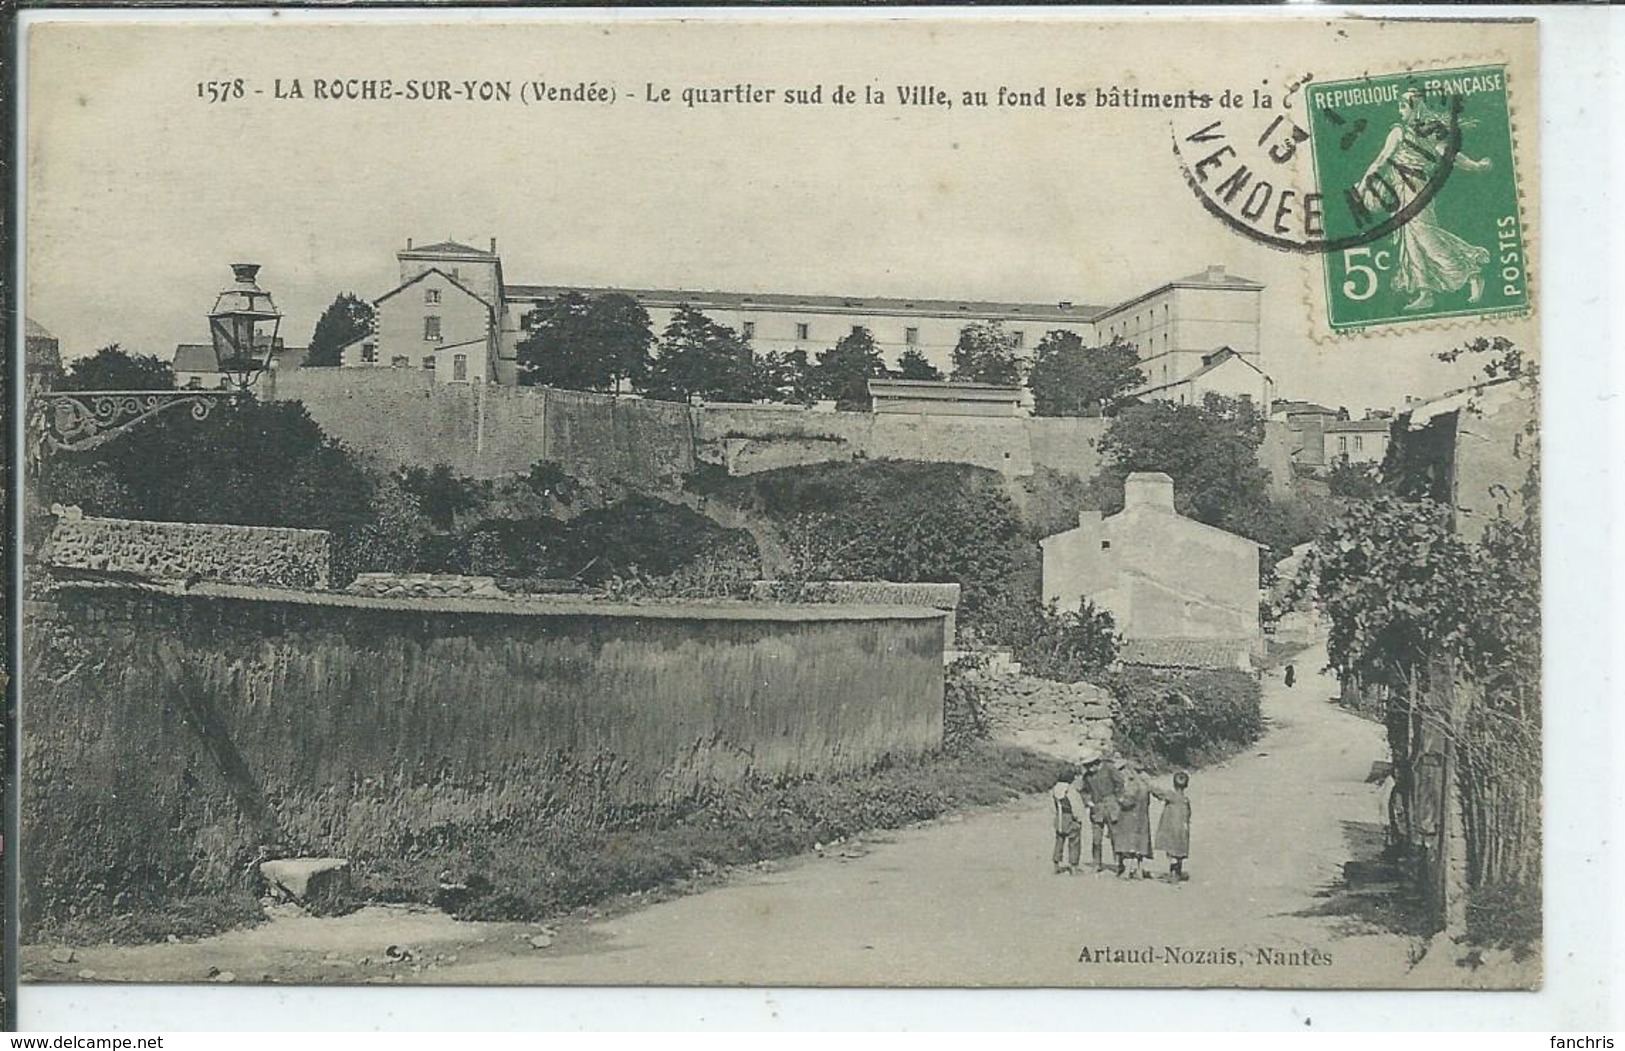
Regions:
[[741, 321, 756, 340], [422, 356, 436, 370], [1101, 540, 1111, 551], [450, 267, 460, 281], [454, 354, 468, 381], [217, 377, 231, 390], [1012, 331, 1025, 349], [795, 322, 810, 341], [424, 315, 442, 341], [851, 324, 866, 337], [361, 342, 378, 364], [426, 288, 441, 305], [391, 355, 410, 368], [1354, 435, 1364, 452], [1338, 436, 1349, 454], [905, 327, 919, 345]]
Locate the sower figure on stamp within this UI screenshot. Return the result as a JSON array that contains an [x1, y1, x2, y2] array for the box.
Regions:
[[1078, 748, 1123, 874], [1050, 766, 1086, 875], [1362, 88, 1495, 312]]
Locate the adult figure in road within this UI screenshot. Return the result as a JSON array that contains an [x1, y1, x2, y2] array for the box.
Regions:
[[1078, 747, 1123, 874], [1114, 759, 1155, 879]]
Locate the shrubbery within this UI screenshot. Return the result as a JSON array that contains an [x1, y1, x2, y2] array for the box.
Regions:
[[1108, 668, 1264, 768], [695, 459, 1038, 627]]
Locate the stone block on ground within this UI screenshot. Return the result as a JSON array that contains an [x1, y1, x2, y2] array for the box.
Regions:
[[260, 857, 351, 914]]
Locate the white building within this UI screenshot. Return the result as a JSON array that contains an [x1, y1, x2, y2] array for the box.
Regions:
[[341, 240, 1269, 404]]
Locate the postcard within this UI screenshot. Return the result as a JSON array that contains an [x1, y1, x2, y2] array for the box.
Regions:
[[16, 13, 1541, 993]]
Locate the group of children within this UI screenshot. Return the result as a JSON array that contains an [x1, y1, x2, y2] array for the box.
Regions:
[[1050, 748, 1191, 883]]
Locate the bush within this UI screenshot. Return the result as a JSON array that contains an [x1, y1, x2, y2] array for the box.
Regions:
[[1013, 601, 1120, 683], [1108, 668, 1263, 768], [943, 654, 993, 750], [733, 460, 1034, 617], [422, 496, 754, 586]]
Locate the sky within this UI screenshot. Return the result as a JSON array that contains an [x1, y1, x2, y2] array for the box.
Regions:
[[22, 15, 1538, 414]]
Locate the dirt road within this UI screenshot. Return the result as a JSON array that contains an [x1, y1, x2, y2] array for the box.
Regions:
[[24, 647, 1530, 988]]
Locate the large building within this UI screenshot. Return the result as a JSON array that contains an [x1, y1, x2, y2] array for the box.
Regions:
[[340, 239, 1270, 404]]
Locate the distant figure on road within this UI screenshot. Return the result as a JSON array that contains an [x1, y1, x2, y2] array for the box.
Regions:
[[1050, 766, 1086, 875], [1114, 760, 1155, 880], [1078, 748, 1123, 874], [1284, 663, 1297, 688], [1151, 771, 1192, 883]]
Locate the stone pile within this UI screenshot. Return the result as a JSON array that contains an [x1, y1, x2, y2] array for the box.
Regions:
[[345, 573, 509, 599]]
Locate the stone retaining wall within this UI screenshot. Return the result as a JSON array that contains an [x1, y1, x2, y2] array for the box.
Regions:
[[39, 514, 331, 590]]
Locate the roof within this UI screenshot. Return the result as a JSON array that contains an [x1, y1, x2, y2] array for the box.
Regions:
[[173, 342, 308, 373], [504, 283, 1108, 323], [1403, 376, 1530, 430], [25, 317, 57, 341], [399, 240, 497, 259], [1117, 637, 1254, 670], [376, 266, 494, 311], [867, 379, 1025, 402], [1092, 265, 1263, 319], [1272, 400, 1338, 417], [1324, 418, 1391, 433], [1130, 346, 1271, 397]]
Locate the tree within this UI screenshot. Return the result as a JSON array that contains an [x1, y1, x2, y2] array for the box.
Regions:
[[58, 344, 173, 391], [516, 292, 653, 392], [895, 347, 944, 381], [397, 463, 486, 530], [39, 398, 374, 538], [755, 348, 814, 405], [1027, 332, 1145, 416], [305, 293, 375, 367], [1098, 394, 1271, 528], [1326, 457, 1389, 501], [950, 321, 1025, 386], [809, 328, 888, 408], [645, 305, 758, 403]]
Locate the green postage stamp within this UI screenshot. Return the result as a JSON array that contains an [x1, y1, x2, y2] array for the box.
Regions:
[[1305, 64, 1528, 331]]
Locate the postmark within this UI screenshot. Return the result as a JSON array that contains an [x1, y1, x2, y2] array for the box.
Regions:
[[1305, 65, 1527, 331]]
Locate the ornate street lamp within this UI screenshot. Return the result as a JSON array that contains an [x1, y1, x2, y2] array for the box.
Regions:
[[207, 262, 282, 390], [29, 262, 280, 461]]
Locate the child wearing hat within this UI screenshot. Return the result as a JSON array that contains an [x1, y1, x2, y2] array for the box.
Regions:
[[1050, 766, 1086, 874], [1151, 771, 1193, 883]]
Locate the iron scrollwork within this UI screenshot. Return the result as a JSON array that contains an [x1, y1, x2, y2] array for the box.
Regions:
[[31, 390, 239, 457]]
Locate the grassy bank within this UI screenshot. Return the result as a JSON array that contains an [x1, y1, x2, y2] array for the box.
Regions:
[[35, 741, 1057, 944]]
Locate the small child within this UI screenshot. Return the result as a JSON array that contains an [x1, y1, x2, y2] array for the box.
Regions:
[[1151, 771, 1192, 883], [1050, 766, 1085, 875]]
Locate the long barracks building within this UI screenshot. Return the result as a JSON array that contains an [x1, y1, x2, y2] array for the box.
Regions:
[[340, 238, 1272, 407]]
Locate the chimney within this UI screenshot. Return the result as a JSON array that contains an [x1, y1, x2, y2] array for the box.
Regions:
[[1205, 264, 1226, 282], [407, 237, 413, 249], [1123, 472, 1176, 513], [490, 237, 498, 254]]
